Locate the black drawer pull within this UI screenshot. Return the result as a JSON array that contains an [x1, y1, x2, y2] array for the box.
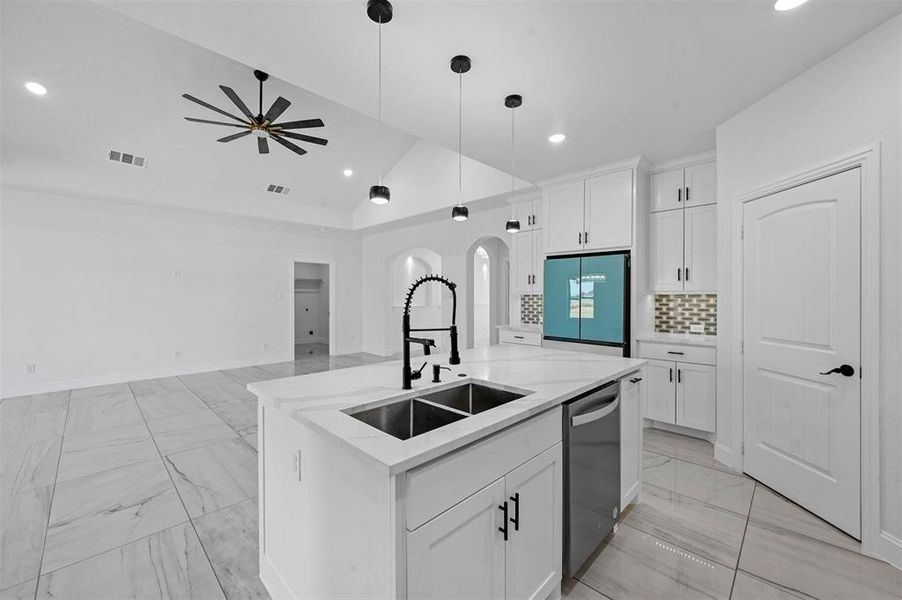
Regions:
[[509, 493, 520, 531], [629, 377, 643, 384], [513, 335, 524, 340], [498, 502, 509, 541], [667, 351, 685, 355]]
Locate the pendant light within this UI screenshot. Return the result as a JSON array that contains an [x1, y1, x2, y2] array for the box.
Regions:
[[368, 0, 392, 205], [504, 94, 522, 233], [450, 55, 471, 222]]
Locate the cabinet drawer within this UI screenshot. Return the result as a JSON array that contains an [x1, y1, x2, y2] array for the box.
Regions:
[[500, 328, 542, 346], [405, 407, 561, 531], [638, 342, 715, 365]]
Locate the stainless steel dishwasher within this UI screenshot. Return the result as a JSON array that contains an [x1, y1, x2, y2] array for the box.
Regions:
[[562, 379, 620, 576]]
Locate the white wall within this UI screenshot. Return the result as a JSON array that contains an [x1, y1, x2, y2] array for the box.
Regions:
[[0, 186, 364, 396], [362, 204, 514, 356], [715, 15, 901, 563]]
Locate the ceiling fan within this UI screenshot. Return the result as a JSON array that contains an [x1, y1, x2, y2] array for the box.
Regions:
[[182, 69, 328, 157]]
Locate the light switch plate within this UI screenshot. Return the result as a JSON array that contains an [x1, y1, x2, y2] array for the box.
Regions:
[[689, 323, 705, 334]]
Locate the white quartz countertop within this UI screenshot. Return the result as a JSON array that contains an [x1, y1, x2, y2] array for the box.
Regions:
[[635, 332, 717, 347], [249, 345, 644, 475]]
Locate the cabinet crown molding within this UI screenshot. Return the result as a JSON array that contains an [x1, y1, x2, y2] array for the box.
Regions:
[[538, 155, 648, 189], [649, 150, 716, 174]]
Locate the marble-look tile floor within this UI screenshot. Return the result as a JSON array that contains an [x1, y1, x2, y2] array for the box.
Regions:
[[0, 351, 386, 600], [564, 428, 902, 600], [3, 364, 901, 599]]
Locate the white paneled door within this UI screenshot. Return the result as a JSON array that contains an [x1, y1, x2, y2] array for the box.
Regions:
[[742, 168, 861, 538]]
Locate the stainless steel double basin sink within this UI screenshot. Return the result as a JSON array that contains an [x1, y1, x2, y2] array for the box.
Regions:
[[345, 381, 528, 441]]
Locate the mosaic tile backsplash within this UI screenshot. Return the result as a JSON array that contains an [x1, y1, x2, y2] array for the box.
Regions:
[[520, 294, 543, 325], [655, 294, 717, 335]]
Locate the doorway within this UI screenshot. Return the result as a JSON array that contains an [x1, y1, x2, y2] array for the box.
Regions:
[[293, 261, 330, 359], [466, 237, 510, 349], [742, 168, 861, 538], [473, 247, 491, 348]]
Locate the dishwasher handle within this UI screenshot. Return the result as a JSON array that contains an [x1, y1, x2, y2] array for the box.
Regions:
[[571, 395, 620, 427]]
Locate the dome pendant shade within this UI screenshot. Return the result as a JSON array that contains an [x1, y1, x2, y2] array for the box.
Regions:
[[369, 185, 391, 205], [452, 205, 469, 221], [505, 219, 521, 233]]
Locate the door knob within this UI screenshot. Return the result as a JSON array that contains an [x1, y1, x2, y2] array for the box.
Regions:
[[819, 364, 855, 377]]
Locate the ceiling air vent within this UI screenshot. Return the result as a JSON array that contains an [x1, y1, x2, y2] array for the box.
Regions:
[[108, 150, 147, 168], [266, 184, 290, 195]]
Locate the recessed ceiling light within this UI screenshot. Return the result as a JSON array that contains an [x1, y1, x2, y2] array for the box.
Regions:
[[548, 133, 566, 144], [774, 0, 809, 11], [25, 81, 47, 96], [343, 168, 353, 177]]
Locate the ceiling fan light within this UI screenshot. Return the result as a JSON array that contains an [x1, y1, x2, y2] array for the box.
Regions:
[[452, 205, 469, 221], [369, 184, 391, 205], [505, 219, 521, 233]]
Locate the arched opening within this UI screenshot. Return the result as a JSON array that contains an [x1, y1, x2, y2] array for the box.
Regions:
[[387, 248, 443, 355], [466, 237, 511, 349]]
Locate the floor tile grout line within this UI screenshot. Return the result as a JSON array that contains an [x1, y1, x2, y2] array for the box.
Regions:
[[126, 380, 230, 600], [613, 519, 740, 573], [177, 375, 251, 441], [189, 494, 258, 526], [641, 479, 753, 520], [728, 481, 756, 599], [31, 390, 71, 600]]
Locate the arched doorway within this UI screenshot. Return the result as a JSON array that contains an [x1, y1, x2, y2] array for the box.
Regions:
[[466, 237, 511, 349]]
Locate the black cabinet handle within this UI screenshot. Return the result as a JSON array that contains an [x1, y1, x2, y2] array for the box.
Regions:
[[584, 231, 589, 244], [667, 351, 684, 355], [509, 493, 520, 531], [669, 368, 673, 382], [677, 268, 681, 281], [686, 186, 690, 201], [514, 335, 525, 340], [678, 369, 682, 384], [578, 232, 582, 245], [678, 188, 682, 203], [685, 268, 690, 281], [498, 502, 509, 541], [629, 377, 643, 384], [820, 364, 855, 377]]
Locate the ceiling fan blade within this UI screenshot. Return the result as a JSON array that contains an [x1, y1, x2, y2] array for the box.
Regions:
[[271, 118, 324, 130], [258, 136, 270, 154], [184, 117, 248, 129], [269, 133, 307, 156], [182, 94, 248, 124], [277, 130, 328, 146], [219, 85, 256, 121], [263, 97, 291, 124], [217, 130, 252, 143]]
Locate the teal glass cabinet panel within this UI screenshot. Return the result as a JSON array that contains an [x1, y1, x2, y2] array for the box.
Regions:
[[543, 257, 581, 340], [578, 254, 625, 344]]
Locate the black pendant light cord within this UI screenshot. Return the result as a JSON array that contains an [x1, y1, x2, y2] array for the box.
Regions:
[[510, 104, 516, 218], [377, 15, 383, 186], [458, 70, 463, 207], [258, 79, 263, 118]]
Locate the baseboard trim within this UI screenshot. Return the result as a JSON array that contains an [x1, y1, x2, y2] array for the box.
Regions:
[[714, 441, 742, 472], [2, 353, 293, 398], [643, 419, 715, 442], [866, 530, 902, 571]]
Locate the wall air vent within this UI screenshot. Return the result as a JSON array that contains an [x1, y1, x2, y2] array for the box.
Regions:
[[108, 150, 147, 168], [266, 184, 290, 195]]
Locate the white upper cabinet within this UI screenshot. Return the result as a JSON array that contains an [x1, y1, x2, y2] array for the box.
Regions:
[[650, 168, 684, 212], [514, 196, 543, 231], [543, 168, 634, 255], [544, 182, 584, 254], [584, 170, 633, 251], [683, 205, 717, 292], [648, 210, 684, 292], [684, 162, 717, 207], [513, 229, 543, 294]]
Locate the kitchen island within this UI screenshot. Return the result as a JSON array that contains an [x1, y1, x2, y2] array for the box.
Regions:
[[249, 344, 644, 599]]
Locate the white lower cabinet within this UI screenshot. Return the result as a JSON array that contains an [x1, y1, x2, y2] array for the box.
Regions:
[[407, 443, 563, 600], [639, 343, 716, 433]]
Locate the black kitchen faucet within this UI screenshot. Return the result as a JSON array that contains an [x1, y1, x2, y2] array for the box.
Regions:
[[401, 275, 460, 389]]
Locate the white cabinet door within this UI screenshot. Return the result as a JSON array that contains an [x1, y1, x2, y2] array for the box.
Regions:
[[684, 205, 717, 293], [684, 162, 717, 207], [513, 232, 534, 293], [619, 375, 642, 510], [407, 478, 506, 600], [675, 362, 716, 433], [544, 182, 584, 254], [642, 360, 675, 424], [505, 444, 562, 600], [648, 210, 685, 292], [531, 229, 544, 293], [584, 169, 633, 251], [515, 197, 541, 231], [650, 168, 684, 212]]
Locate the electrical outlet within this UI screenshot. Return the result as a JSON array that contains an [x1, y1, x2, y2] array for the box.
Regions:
[[25, 363, 36, 375], [174, 350, 182, 359], [261, 341, 269, 350], [291, 448, 302, 482], [171, 268, 181, 280], [689, 323, 705, 334]]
